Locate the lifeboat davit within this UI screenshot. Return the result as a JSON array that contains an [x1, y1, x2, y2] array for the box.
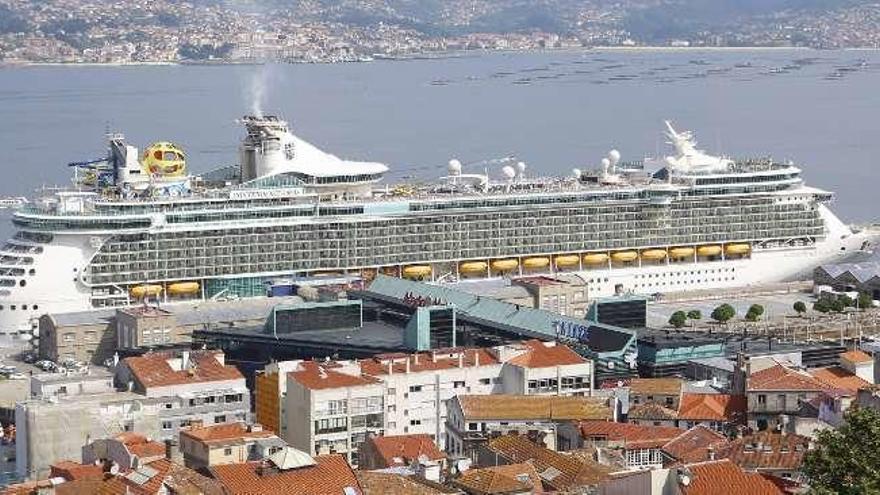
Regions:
[[725, 243, 751, 255], [697, 245, 723, 257], [459, 261, 488, 274], [611, 251, 639, 263], [641, 249, 667, 261], [583, 253, 609, 265], [554, 255, 580, 268], [669, 247, 695, 259], [491, 259, 519, 272], [402, 265, 432, 279], [130, 284, 163, 299], [523, 257, 550, 269], [168, 282, 200, 296]]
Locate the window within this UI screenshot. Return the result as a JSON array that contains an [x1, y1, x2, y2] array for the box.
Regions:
[[409, 385, 423, 393], [214, 415, 226, 423], [454, 381, 465, 389], [479, 378, 491, 385], [468, 423, 479, 431], [164, 403, 173, 409], [758, 394, 767, 405], [409, 419, 422, 426], [665, 397, 674, 407], [387, 388, 396, 395], [161, 421, 172, 430], [224, 448, 232, 456]]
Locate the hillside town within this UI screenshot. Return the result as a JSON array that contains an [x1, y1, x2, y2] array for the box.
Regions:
[[0, 0, 879, 64], [0, 262, 879, 493]]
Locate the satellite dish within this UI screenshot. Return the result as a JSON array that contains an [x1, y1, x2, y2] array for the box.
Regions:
[[447, 159, 462, 175], [501, 165, 516, 179], [571, 168, 582, 178], [608, 149, 621, 166], [516, 161, 527, 174]]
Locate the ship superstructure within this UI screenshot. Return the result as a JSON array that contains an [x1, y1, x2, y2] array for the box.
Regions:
[[0, 116, 872, 336]]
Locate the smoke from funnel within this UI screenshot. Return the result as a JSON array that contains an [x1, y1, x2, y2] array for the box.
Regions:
[[247, 66, 269, 118]]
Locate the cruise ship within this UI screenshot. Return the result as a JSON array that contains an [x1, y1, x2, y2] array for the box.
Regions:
[[0, 115, 873, 336]]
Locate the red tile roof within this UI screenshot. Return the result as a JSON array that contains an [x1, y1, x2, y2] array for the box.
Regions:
[[360, 348, 499, 376], [628, 402, 679, 421], [662, 426, 731, 464], [840, 349, 873, 364], [114, 432, 165, 459], [485, 435, 611, 490], [748, 365, 827, 392], [453, 463, 544, 494], [506, 340, 587, 368], [180, 422, 276, 445], [290, 361, 381, 390], [124, 351, 242, 389], [681, 460, 785, 495], [355, 471, 450, 495], [210, 454, 362, 495], [50, 460, 105, 481], [367, 434, 445, 468], [98, 458, 174, 495], [810, 366, 871, 393], [678, 394, 747, 422], [577, 421, 683, 449], [721, 431, 810, 471]]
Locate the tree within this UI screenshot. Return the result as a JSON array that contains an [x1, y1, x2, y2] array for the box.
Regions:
[[794, 301, 807, 316], [803, 407, 880, 494], [814, 300, 831, 314], [858, 292, 873, 311], [830, 298, 846, 313], [745, 309, 760, 322], [669, 311, 687, 328], [838, 294, 855, 308], [687, 309, 702, 321], [711, 303, 735, 324], [747, 304, 765, 318]]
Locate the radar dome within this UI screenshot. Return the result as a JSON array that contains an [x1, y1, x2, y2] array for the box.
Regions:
[[608, 149, 621, 165], [515, 161, 527, 174], [142, 142, 186, 177], [448, 159, 462, 175], [571, 168, 582, 178], [501, 165, 516, 179], [601, 158, 611, 169]]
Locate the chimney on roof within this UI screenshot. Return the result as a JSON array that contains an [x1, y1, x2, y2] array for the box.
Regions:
[[431, 351, 437, 363], [248, 423, 263, 433], [164, 439, 182, 464], [405, 358, 410, 374], [474, 351, 480, 367], [387, 360, 393, 376], [413, 354, 419, 365], [458, 353, 464, 368], [181, 350, 190, 370]]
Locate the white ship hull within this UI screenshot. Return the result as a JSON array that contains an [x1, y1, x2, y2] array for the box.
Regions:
[[0, 204, 871, 338]]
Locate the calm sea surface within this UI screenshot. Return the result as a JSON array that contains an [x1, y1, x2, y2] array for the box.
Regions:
[[0, 48, 878, 239]]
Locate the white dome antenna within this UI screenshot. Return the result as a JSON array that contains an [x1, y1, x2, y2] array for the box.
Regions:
[[448, 159, 462, 176], [515, 161, 527, 177], [608, 149, 621, 166], [571, 168, 582, 179], [501, 165, 516, 180], [601, 157, 611, 175]]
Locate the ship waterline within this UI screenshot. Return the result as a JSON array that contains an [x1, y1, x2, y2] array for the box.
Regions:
[[0, 116, 874, 336]]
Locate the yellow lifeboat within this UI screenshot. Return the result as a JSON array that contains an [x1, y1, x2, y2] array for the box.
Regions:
[[459, 261, 488, 274], [611, 251, 639, 263], [402, 265, 432, 279], [641, 249, 667, 261], [523, 257, 550, 269], [491, 259, 519, 272], [130, 284, 163, 299], [725, 243, 751, 256], [669, 247, 695, 259], [583, 253, 609, 265], [554, 255, 580, 268], [168, 282, 200, 296], [697, 245, 723, 257]]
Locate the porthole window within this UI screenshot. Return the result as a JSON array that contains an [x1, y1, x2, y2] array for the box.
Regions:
[[33, 305, 38, 310], [19, 280, 25, 287], [21, 305, 26, 310], [10, 305, 15, 310], [28, 269, 35, 276]]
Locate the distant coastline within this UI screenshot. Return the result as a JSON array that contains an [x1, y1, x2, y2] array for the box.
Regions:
[[3, 45, 879, 69]]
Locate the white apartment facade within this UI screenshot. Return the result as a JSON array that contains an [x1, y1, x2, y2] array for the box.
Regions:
[[280, 340, 594, 464]]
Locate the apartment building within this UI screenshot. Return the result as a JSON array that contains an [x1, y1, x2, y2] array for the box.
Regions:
[[745, 364, 828, 431], [446, 394, 614, 460], [268, 340, 595, 464]]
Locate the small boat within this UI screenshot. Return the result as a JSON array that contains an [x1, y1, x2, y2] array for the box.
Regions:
[[697, 245, 723, 257], [725, 243, 751, 256], [611, 251, 639, 263], [641, 249, 667, 261], [583, 253, 609, 265], [168, 281, 200, 296], [669, 247, 695, 259], [130, 284, 163, 299], [403, 265, 432, 279], [491, 259, 519, 272], [459, 261, 488, 274], [554, 255, 580, 268], [523, 257, 551, 269]]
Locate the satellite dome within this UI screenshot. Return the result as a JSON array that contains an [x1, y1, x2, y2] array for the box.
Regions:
[[141, 142, 186, 177], [515, 161, 527, 173], [608, 149, 621, 165], [501, 165, 516, 179], [447, 159, 462, 175], [601, 158, 611, 169], [571, 168, 582, 178]]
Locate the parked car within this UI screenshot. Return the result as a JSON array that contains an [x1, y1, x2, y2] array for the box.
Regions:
[[21, 352, 36, 364]]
